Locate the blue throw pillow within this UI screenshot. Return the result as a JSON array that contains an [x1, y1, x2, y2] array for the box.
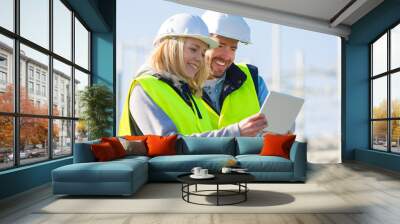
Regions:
[[73, 139, 100, 163], [177, 137, 235, 155], [236, 137, 263, 155]]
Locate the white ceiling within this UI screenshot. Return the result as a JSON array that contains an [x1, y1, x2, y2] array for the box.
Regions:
[[228, 0, 352, 22], [168, 0, 384, 38]]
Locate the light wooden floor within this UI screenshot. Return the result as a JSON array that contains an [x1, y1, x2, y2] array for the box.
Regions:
[[1, 162, 400, 224]]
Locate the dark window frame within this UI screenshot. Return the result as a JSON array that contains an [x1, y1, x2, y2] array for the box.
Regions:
[[0, 0, 91, 171], [370, 20, 400, 154]]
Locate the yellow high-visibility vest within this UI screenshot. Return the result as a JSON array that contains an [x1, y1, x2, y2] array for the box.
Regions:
[[118, 75, 214, 136], [204, 63, 260, 129]]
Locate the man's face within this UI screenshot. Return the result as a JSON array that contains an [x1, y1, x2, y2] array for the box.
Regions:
[[206, 35, 238, 79]]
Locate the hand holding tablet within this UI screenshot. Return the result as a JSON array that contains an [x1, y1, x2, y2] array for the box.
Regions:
[[238, 113, 268, 136], [260, 91, 304, 134]]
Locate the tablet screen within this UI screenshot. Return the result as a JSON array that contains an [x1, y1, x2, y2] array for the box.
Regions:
[[260, 91, 304, 134]]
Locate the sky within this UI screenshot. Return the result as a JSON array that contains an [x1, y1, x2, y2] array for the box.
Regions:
[[371, 28, 400, 107], [0, 0, 89, 73], [117, 0, 339, 76], [0, 0, 13, 31]]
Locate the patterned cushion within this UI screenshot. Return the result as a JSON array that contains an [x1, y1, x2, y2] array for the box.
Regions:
[[119, 138, 147, 156]]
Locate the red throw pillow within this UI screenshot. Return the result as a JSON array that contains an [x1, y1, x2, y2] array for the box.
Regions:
[[91, 142, 117, 161], [101, 137, 126, 158], [260, 134, 296, 159], [146, 135, 178, 157]]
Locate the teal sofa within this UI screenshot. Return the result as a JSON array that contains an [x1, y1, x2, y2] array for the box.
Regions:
[[52, 137, 307, 196]]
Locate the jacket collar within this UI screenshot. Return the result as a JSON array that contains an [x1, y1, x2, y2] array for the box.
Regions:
[[219, 63, 247, 107], [202, 63, 247, 115], [152, 73, 203, 119]]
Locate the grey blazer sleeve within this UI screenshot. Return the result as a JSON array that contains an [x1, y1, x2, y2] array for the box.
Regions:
[[130, 85, 241, 137]]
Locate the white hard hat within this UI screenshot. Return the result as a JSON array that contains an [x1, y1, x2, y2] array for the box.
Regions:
[[154, 13, 218, 49], [202, 11, 251, 44]]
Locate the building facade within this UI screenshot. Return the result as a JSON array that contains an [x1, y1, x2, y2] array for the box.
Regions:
[[0, 41, 78, 157]]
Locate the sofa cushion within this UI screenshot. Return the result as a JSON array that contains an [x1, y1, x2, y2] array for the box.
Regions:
[[236, 137, 263, 155], [52, 158, 148, 195], [236, 155, 293, 172], [115, 155, 150, 164], [177, 137, 235, 155], [148, 154, 235, 172], [73, 139, 100, 163], [52, 160, 145, 183]]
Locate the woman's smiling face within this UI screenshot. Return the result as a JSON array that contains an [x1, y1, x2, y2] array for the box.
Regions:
[[182, 38, 207, 79]]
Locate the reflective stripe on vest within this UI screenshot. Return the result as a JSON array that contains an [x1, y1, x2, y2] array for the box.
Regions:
[[118, 75, 214, 136], [204, 63, 260, 129]]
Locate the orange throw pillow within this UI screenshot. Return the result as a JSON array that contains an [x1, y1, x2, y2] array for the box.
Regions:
[[260, 134, 296, 159], [146, 135, 177, 157], [101, 137, 126, 158], [91, 142, 117, 161]]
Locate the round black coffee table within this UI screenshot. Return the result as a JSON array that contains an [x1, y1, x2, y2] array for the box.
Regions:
[[177, 173, 255, 206]]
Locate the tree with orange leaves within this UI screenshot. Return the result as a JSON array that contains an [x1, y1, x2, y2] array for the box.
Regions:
[[0, 85, 14, 149], [0, 84, 59, 150]]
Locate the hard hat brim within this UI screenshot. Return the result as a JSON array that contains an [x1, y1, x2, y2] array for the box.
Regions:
[[154, 34, 218, 49], [210, 32, 252, 45]]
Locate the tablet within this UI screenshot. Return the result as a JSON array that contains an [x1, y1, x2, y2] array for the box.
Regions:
[[260, 91, 304, 134]]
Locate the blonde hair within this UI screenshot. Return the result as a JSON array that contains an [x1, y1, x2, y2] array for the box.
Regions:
[[149, 37, 209, 96]]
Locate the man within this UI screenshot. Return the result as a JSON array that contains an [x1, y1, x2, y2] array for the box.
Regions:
[[201, 11, 269, 129]]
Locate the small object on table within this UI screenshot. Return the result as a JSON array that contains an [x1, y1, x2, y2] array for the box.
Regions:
[[189, 173, 215, 179], [221, 167, 232, 173], [226, 159, 237, 167]]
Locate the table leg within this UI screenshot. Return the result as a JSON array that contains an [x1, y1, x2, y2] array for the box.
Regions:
[[217, 184, 219, 206], [245, 183, 247, 201], [181, 184, 183, 199]]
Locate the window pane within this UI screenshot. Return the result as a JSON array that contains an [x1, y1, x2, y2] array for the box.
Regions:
[[372, 121, 388, 151], [20, 117, 49, 165], [372, 77, 387, 119], [20, 44, 49, 115], [0, 34, 14, 112], [74, 69, 89, 118], [53, 119, 72, 158], [0, 0, 14, 31], [0, 116, 13, 170], [392, 72, 400, 118], [372, 33, 387, 76], [53, 0, 72, 60], [75, 18, 89, 70], [75, 120, 88, 143], [391, 24, 400, 70], [20, 0, 49, 49], [391, 120, 400, 153], [53, 59, 72, 116]]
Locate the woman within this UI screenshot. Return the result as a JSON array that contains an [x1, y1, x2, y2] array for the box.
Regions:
[[119, 13, 266, 137]]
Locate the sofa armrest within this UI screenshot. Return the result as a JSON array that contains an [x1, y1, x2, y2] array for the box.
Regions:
[[73, 140, 100, 163], [289, 141, 307, 181]]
